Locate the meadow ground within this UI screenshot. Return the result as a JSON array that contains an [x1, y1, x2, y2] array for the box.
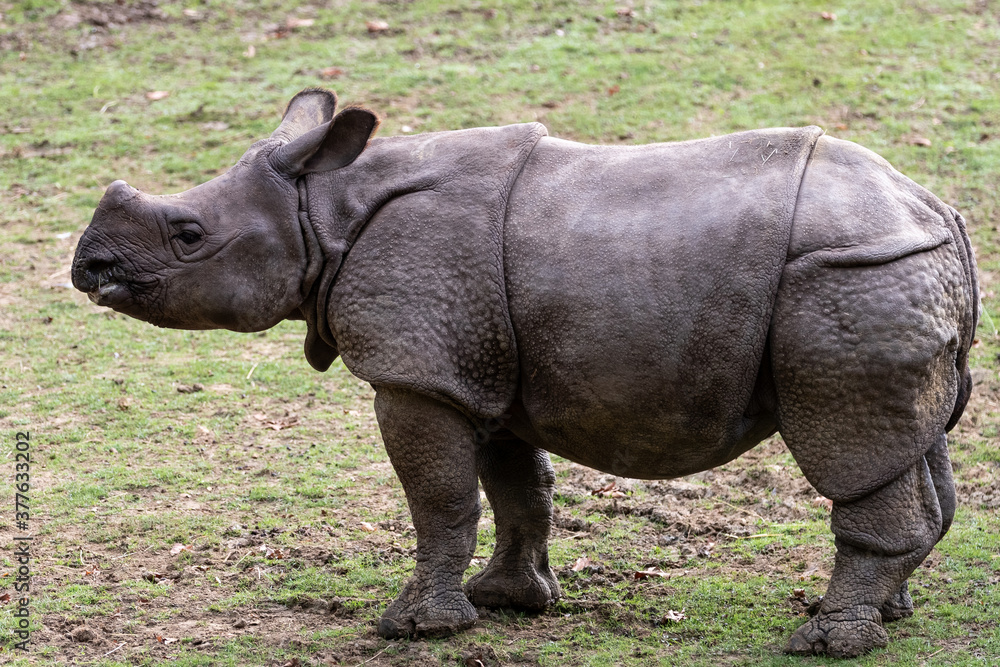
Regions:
[[0, 1, 998, 665]]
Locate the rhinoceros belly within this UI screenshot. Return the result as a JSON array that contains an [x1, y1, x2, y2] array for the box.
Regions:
[[503, 131, 819, 478]]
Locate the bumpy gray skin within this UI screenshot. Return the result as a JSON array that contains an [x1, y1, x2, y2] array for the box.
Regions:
[[72, 89, 980, 658]]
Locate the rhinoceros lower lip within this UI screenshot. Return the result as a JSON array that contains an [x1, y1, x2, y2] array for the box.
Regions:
[[88, 281, 128, 306]]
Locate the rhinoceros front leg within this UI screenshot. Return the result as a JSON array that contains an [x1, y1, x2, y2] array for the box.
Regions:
[[465, 434, 560, 610], [787, 456, 943, 657], [373, 387, 480, 639]]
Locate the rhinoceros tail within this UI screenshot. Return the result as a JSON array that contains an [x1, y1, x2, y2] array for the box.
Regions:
[[945, 206, 980, 432]]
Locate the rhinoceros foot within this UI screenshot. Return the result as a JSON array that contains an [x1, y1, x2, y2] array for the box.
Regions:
[[377, 580, 477, 640], [879, 582, 914, 623], [786, 607, 888, 658], [464, 560, 560, 610]]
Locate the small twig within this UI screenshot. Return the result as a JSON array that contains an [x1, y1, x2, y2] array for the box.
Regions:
[[554, 530, 591, 541], [354, 646, 389, 666], [246, 362, 259, 380], [711, 499, 767, 522], [729, 148, 739, 162], [233, 549, 255, 567], [556, 599, 625, 609], [101, 642, 127, 658], [761, 149, 777, 164], [922, 647, 946, 662], [111, 546, 152, 561], [47, 265, 71, 279], [726, 532, 782, 540]]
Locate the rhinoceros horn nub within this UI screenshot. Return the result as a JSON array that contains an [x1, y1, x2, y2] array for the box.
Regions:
[[98, 180, 139, 211], [271, 89, 338, 144]]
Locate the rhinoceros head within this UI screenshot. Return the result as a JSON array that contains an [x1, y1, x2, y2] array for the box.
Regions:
[[72, 89, 378, 332]]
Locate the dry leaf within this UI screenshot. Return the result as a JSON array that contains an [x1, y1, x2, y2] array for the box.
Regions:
[[662, 609, 686, 622], [910, 136, 933, 147], [359, 521, 377, 533], [286, 17, 314, 29], [0, 593, 10, 603], [633, 566, 670, 580], [366, 19, 390, 33], [182, 8, 202, 19], [812, 496, 833, 511], [616, 7, 636, 18], [169, 543, 191, 556], [162, 637, 179, 644], [243, 44, 256, 58], [799, 567, 819, 580], [259, 544, 286, 559], [252, 413, 299, 430], [571, 556, 594, 572], [176, 383, 203, 393], [820, 11, 836, 21], [591, 481, 626, 498], [145, 90, 170, 101], [592, 481, 615, 495], [321, 66, 345, 79], [793, 588, 807, 599], [607, 84, 620, 96]]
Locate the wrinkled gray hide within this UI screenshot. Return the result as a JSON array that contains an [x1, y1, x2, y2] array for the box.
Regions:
[[72, 89, 980, 658]]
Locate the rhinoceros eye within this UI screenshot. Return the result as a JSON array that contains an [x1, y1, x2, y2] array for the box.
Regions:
[[174, 229, 203, 245], [168, 220, 207, 258]]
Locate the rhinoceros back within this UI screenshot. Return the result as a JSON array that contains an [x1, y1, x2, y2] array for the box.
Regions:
[[504, 127, 823, 478]]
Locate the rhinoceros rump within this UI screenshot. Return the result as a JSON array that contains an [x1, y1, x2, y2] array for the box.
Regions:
[[72, 89, 979, 658]]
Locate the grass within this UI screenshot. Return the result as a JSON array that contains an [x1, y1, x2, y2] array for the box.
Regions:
[[1, 0, 998, 665]]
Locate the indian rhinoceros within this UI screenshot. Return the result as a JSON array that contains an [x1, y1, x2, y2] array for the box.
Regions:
[[72, 88, 979, 658]]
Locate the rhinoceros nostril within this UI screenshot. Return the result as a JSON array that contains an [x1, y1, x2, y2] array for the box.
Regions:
[[86, 258, 116, 279], [72, 255, 118, 292]]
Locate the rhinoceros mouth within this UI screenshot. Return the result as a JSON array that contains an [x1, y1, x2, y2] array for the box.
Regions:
[[84, 265, 125, 306], [85, 266, 157, 313]]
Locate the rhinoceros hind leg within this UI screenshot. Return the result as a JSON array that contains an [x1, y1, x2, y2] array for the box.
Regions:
[[786, 459, 942, 657], [772, 247, 966, 656], [373, 387, 481, 639], [465, 434, 560, 610], [879, 581, 914, 623], [878, 434, 954, 626], [925, 433, 956, 541]]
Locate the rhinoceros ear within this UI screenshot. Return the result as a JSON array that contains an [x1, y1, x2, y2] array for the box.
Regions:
[[271, 88, 338, 143], [270, 107, 380, 178]]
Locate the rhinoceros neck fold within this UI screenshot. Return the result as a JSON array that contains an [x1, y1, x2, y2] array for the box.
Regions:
[[295, 135, 456, 368]]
